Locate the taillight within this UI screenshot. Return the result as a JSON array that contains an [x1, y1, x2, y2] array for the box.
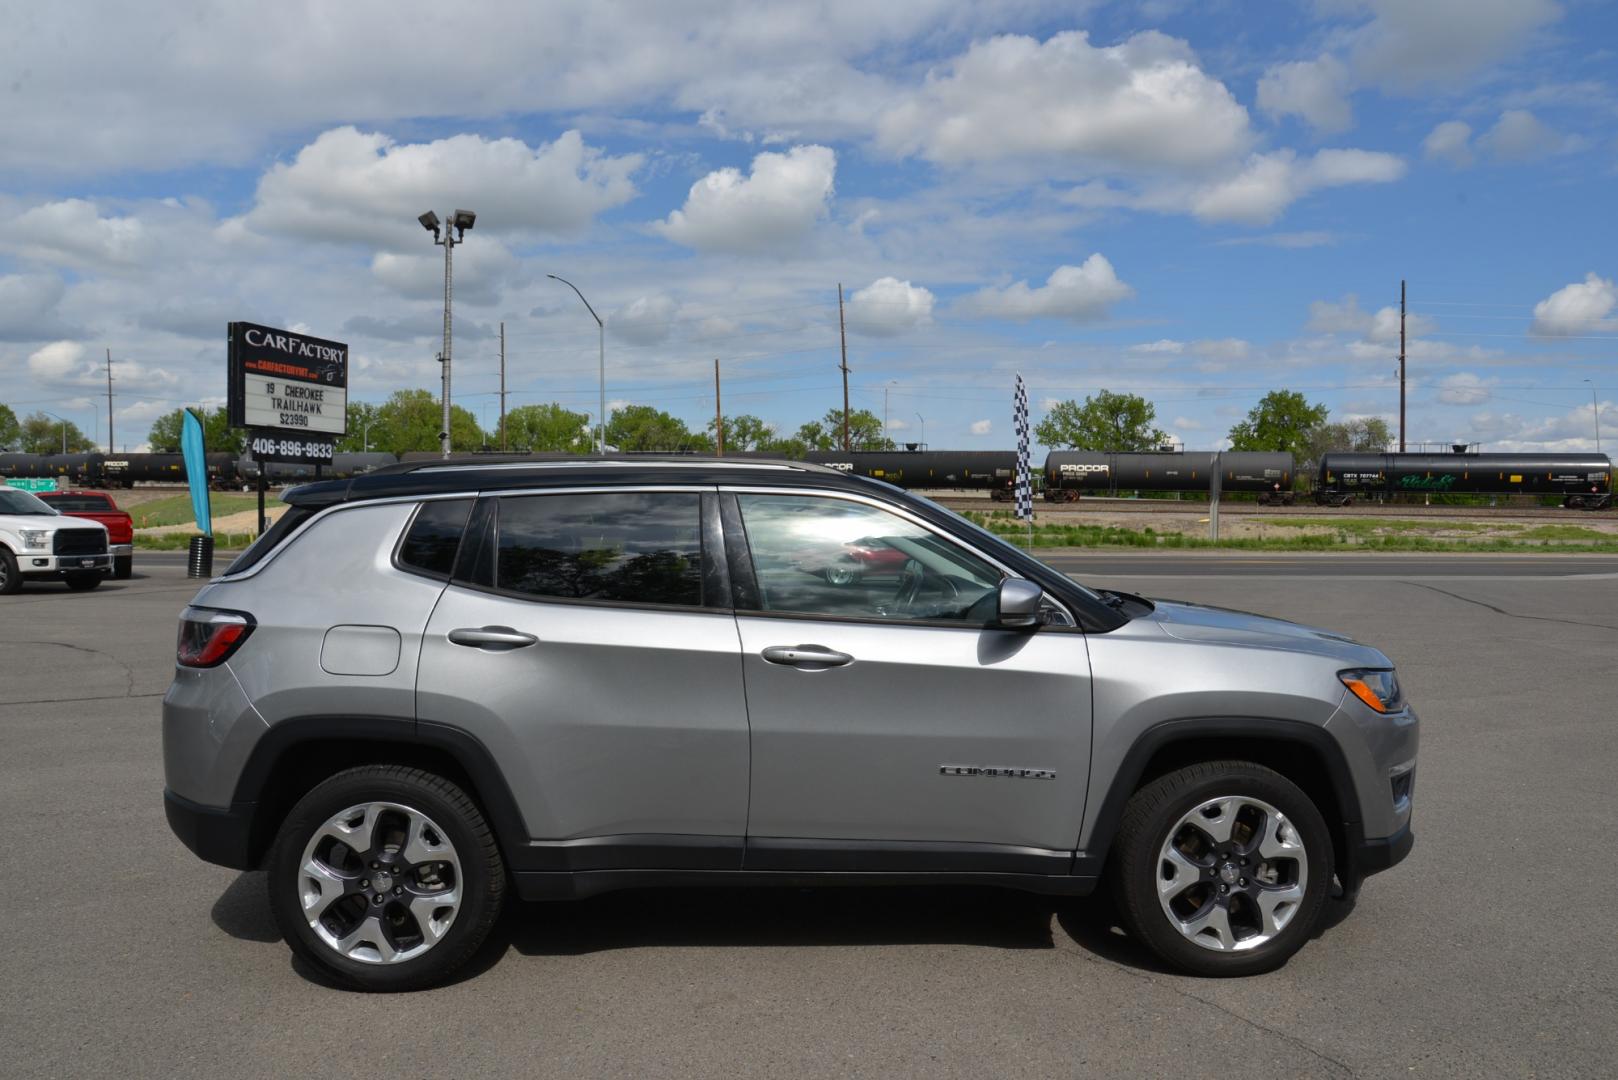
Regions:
[[177, 606, 255, 668]]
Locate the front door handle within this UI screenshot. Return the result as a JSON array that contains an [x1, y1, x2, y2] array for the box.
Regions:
[[761, 644, 853, 668], [447, 626, 539, 649]]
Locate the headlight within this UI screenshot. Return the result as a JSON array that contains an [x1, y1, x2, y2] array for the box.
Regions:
[[19, 529, 49, 549], [1339, 669, 1402, 713]]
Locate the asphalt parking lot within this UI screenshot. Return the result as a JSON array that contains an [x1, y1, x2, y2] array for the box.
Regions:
[[3, 553, 1615, 1079]]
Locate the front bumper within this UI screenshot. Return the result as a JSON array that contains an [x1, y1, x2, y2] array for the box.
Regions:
[[110, 543, 133, 558], [19, 552, 112, 575], [164, 789, 259, 870], [1341, 819, 1414, 898]]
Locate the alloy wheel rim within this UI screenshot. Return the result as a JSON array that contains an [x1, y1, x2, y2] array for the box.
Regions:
[[1155, 794, 1308, 952], [298, 801, 462, 965]]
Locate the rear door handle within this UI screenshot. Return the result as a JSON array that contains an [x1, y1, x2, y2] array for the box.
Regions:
[[761, 644, 853, 668], [447, 626, 539, 649]]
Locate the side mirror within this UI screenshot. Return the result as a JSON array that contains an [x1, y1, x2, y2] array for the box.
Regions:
[[996, 578, 1043, 629]]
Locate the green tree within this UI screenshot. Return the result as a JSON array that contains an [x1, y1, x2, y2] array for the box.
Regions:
[[605, 405, 710, 452], [505, 402, 594, 453], [1303, 416, 1390, 471], [1034, 390, 1166, 450], [0, 403, 19, 450], [147, 406, 246, 455], [707, 413, 775, 453], [794, 408, 895, 451], [1228, 390, 1331, 458], [367, 389, 484, 455], [20, 411, 93, 454], [335, 401, 382, 453]]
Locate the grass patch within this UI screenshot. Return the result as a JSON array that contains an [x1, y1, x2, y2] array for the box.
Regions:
[[966, 512, 1618, 553], [1258, 516, 1502, 535], [1513, 524, 1613, 541], [131, 494, 263, 528], [135, 532, 255, 551]]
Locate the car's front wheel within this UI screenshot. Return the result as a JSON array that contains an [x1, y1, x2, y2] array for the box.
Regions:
[[64, 572, 102, 590], [1110, 761, 1332, 977], [267, 765, 505, 991]]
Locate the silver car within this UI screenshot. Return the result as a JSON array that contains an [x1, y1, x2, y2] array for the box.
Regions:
[[163, 457, 1416, 990]]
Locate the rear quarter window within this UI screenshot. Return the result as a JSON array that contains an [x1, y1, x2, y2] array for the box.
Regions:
[[397, 499, 474, 579]]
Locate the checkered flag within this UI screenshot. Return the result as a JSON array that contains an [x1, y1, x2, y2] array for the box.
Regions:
[[1013, 374, 1033, 521]]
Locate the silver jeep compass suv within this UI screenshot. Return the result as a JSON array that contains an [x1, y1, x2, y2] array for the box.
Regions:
[[163, 457, 1416, 990]]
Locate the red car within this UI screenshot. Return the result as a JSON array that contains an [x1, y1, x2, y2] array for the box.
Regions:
[[803, 536, 909, 586], [37, 490, 135, 579]]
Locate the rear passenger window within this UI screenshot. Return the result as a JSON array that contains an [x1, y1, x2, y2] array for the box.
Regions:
[[398, 499, 473, 578], [496, 492, 703, 607]]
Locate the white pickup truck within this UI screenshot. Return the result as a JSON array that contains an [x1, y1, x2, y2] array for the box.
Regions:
[[0, 486, 112, 594]]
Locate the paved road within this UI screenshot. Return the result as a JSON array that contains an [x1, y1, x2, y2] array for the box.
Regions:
[[3, 561, 1616, 1078]]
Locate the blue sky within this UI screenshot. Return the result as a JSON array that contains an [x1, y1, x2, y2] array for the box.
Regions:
[[1, 0, 1614, 453]]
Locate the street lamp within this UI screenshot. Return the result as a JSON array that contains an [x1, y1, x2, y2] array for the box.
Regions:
[[548, 274, 605, 453], [43, 411, 68, 454], [1586, 379, 1602, 452], [418, 208, 476, 457], [915, 412, 925, 450]]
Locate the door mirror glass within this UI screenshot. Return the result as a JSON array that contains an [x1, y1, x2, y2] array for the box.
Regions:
[[997, 578, 1043, 628]]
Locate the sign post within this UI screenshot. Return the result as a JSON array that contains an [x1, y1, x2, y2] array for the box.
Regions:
[[227, 321, 349, 536]]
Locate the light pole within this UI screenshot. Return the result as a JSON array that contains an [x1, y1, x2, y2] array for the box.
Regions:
[[418, 209, 476, 458], [548, 274, 605, 453], [43, 411, 68, 454], [915, 412, 925, 450], [1586, 379, 1602, 452]]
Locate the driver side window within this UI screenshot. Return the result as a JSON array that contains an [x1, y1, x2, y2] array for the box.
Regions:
[[735, 493, 1003, 623]]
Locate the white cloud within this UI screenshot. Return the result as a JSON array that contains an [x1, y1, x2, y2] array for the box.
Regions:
[[654, 145, 836, 255], [1349, 0, 1563, 91], [1307, 294, 1432, 341], [1438, 372, 1496, 405], [12, 199, 148, 267], [1173, 416, 1205, 430], [1129, 339, 1184, 354], [241, 127, 640, 247], [1191, 338, 1251, 359], [960, 255, 1134, 322], [1191, 149, 1405, 225], [846, 277, 934, 337], [27, 340, 86, 378], [1257, 55, 1353, 133], [1422, 121, 1474, 167], [877, 31, 1252, 169], [969, 419, 993, 435], [1531, 272, 1617, 336], [369, 239, 521, 306], [1479, 109, 1575, 162], [612, 294, 680, 345], [0, 274, 74, 341], [1466, 401, 1613, 452]]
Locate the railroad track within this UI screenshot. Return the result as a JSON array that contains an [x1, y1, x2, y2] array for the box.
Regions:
[[935, 495, 1605, 522]]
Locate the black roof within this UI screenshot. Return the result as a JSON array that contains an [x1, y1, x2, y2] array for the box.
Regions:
[[283, 454, 872, 508]]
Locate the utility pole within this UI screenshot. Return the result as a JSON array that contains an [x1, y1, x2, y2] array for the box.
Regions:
[[1398, 279, 1406, 453], [714, 359, 724, 457], [883, 385, 889, 444], [499, 321, 507, 452], [838, 282, 851, 451], [105, 349, 114, 453]]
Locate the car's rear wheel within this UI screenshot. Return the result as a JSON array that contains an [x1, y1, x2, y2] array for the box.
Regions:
[[64, 572, 102, 591], [1110, 761, 1332, 977], [0, 549, 19, 594], [824, 563, 860, 586], [267, 765, 505, 991], [114, 555, 133, 579]]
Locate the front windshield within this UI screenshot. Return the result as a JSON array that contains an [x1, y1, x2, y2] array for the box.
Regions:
[[887, 485, 1106, 602], [0, 488, 60, 516]]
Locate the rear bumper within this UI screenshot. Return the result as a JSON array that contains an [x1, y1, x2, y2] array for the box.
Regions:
[[20, 552, 112, 575], [110, 543, 133, 558], [164, 789, 258, 870]]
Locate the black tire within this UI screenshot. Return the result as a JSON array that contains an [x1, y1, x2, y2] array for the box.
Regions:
[[1109, 761, 1333, 977], [64, 572, 102, 591], [114, 555, 133, 579], [0, 548, 20, 595], [267, 765, 506, 992]]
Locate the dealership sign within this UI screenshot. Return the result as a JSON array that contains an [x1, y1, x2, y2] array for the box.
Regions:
[[228, 321, 347, 464]]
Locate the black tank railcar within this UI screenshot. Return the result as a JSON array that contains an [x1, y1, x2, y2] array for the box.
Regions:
[[0, 452, 105, 485], [100, 452, 241, 489], [1042, 451, 1295, 503], [804, 451, 1018, 495], [1317, 452, 1613, 508]]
